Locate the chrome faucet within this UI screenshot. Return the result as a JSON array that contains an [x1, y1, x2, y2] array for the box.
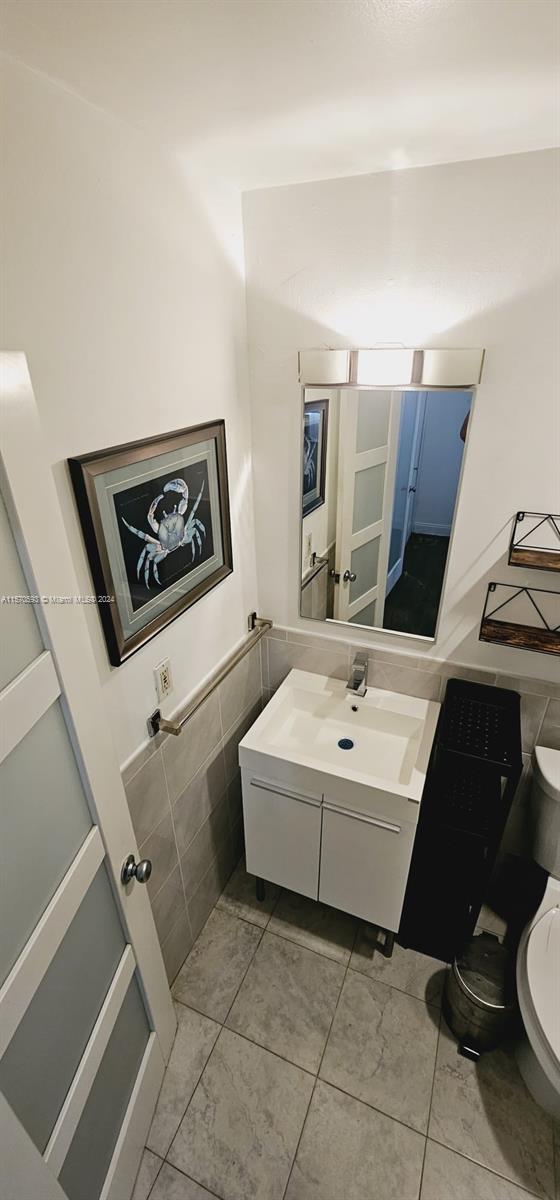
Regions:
[[347, 652, 368, 697]]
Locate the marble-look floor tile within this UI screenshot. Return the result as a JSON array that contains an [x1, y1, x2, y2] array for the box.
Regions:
[[429, 1020, 555, 1199], [227, 931, 344, 1072], [320, 969, 439, 1133], [147, 1003, 220, 1157], [132, 1149, 162, 1200], [216, 858, 280, 928], [150, 1163, 216, 1199], [351, 927, 446, 1007], [268, 890, 357, 964], [172, 908, 261, 1022], [285, 1079, 425, 1200], [168, 1027, 314, 1200], [421, 1140, 538, 1199]]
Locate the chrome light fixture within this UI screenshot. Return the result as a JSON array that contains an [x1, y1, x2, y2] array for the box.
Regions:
[[298, 347, 485, 388]]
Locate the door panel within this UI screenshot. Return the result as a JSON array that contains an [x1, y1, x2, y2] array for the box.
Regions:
[[0, 490, 43, 690], [0, 354, 174, 1198], [352, 461, 386, 532], [0, 865, 125, 1153], [319, 803, 416, 931], [242, 771, 322, 898], [0, 698, 93, 982], [334, 390, 401, 627], [59, 977, 150, 1200]]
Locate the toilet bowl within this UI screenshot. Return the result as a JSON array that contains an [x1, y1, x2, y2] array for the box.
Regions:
[[515, 745, 560, 1119]]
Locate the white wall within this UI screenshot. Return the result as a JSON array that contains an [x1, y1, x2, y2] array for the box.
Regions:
[[412, 391, 470, 536], [1, 57, 259, 765], [243, 149, 560, 683]]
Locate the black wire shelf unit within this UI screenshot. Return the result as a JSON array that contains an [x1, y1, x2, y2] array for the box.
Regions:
[[479, 582, 560, 657], [508, 511, 560, 573], [399, 679, 522, 963]]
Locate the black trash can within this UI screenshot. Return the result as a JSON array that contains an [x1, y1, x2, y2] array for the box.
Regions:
[[443, 931, 516, 1059]]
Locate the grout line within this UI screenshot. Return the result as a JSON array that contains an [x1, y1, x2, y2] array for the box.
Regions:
[[150, 1017, 221, 1164], [425, 1134, 550, 1200], [418, 1005, 443, 1196], [280, 1077, 318, 1200], [161, 1158, 224, 1200], [222, 925, 266, 1026], [143, 1149, 164, 1200], [345, 962, 444, 1014]]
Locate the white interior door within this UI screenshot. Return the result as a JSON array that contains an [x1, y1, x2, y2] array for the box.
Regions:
[[386, 393, 426, 596], [0, 354, 176, 1200], [334, 389, 401, 627]]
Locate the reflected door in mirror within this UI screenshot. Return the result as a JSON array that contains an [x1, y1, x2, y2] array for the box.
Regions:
[[300, 387, 473, 640]]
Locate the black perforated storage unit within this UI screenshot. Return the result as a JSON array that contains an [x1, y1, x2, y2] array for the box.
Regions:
[[398, 679, 522, 963]]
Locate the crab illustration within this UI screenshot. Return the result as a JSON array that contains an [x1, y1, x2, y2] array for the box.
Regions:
[[121, 477, 206, 588], [303, 436, 316, 488]]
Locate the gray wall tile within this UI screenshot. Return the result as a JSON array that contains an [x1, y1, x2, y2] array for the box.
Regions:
[[538, 698, 560, 751], [290, 630, 349, 656], [162, 691, 222, 804], [151, 865, 188, 946], [160, 912, 193, 985], [172, 744, 226, 857], [352, 644, 419, 670], [222, 696, 262, 784], [518, 692, 548, 753], [268, 637, 348, 690], [181, 794, 230, 902], [124, 748, 169, 845], [218, 644, 262, 736], [231, 818, 245, 863], [496, 673, 560, 700], [122, 735, 166, 787], [226, 772, 242, 832], [139, 811, 179, 900], [367, 659, 442, 701], [187, 852, 233, 942]]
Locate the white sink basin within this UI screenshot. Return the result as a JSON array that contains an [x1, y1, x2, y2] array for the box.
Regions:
[[240, 669, 440, 803]]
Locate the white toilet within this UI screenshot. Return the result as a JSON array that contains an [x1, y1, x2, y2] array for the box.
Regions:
[[516, 744, 560, 1119]]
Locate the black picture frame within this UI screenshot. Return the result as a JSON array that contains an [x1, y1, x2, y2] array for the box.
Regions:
[[302, 398, 328, 518], [69, 421, 233, 666]]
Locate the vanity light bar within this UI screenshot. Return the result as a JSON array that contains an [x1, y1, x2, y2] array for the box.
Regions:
[[298, 347, 485, 387]]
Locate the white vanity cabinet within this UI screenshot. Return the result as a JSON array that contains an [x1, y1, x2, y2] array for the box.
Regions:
[[241, 764, 418, 931], [319, 800, 416, 930], [238, 668, 440, 934], [241, 772, 322, 900]]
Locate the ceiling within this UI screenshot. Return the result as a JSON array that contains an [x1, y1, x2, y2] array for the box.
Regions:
[[2, 0, 559, 191]]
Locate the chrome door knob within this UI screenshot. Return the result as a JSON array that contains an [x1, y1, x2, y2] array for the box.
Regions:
[[343, 570, 357, 582], [121, 854, 152, 885]]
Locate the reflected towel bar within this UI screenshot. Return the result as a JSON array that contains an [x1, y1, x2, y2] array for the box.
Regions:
[[146, 613, 272, 738]]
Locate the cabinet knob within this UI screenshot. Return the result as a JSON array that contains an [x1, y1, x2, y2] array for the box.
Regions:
[[343, 570, 357, 582]]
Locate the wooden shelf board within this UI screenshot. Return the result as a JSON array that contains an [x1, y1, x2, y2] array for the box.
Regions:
[[509, 547, 560, 572], [480, 618, 560, 656]]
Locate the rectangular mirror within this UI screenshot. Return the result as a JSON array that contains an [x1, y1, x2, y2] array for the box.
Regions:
[[300, 386, 474, 639]]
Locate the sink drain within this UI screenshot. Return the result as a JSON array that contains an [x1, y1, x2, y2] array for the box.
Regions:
[[338, 738, 354, 750]]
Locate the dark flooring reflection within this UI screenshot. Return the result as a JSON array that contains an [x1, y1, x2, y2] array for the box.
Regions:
[[384, 534, 449, 637]]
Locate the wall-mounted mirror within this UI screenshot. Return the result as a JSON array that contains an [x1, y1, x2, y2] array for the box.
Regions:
[[300, 384, 474, 639]]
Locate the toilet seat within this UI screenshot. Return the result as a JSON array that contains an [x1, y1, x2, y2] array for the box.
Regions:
[[524, 906, 560, 1070]]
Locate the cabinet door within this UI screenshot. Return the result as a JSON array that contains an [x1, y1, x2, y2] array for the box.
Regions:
[[241, 772, 322, 899], [319, 802, 416, 931]]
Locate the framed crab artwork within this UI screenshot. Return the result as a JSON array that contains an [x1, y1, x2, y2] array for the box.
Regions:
[[69, 421, 233, 665], [302, 398, 328, 518]]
